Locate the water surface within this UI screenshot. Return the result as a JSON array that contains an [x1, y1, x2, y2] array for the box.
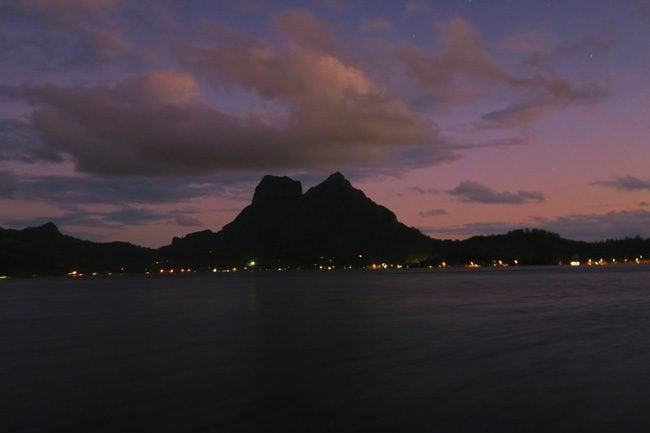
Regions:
[[2, 266, 650, 432]]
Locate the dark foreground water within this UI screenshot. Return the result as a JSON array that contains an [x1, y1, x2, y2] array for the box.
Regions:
[[2, 266, 650, 433]]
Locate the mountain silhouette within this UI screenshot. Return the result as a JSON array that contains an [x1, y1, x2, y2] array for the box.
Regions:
[[161, 172, 437, 268], [2, 173, 649, 277], [0, 222, 152, 277]]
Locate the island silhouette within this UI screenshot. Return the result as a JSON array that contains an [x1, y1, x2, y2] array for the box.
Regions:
[[1, 172, 648, 277]]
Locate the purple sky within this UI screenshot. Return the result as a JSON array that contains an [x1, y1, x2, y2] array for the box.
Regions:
[[1, 0, 649, 247]]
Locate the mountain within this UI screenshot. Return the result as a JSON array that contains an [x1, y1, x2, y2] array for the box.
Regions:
[[160, 172, 438, 268], [0, 223, 153, 277], [2, 172, 649, 277], [440, 229, 587, 266]]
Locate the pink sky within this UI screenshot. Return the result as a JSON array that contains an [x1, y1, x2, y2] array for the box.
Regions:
[[1, 1, 649, 247]]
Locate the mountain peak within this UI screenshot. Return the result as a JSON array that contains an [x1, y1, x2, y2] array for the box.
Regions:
[[28, 222, 61, 235], [308, 172, 355, 195], [323, 171, 348, 184], [252, 175, 302, 207]]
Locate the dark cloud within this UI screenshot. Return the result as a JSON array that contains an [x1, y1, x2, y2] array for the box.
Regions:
[[11, 14, 449, 177], [3, 205, 205, 233], [482, 76, 609, 129], [396, 18, 609, 127], [102, 207, 169, 225], [0, 119, 40, 161], [422, 209, 650, 241], [409, 186, 439, 195], [451, 131, 536, 150], [537, 209, 650, 241], [502, 29, 617, 68], [591, 176, 650, 191], [0, 171, 254, 205], [420, 221, 521, 238], [449, 181, 545, 204], [418, 208, 447, 218], [0, 171, 17, 198], [555, 34, 616, 57], [174, 215, 204, 227]]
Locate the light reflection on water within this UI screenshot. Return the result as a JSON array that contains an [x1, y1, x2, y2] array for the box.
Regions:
[[2, 266, 650, 432]]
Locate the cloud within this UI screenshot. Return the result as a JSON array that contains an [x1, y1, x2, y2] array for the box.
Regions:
[[481, 76, 609, 128], [503, 30, 616, 70], [409, 186, 439, 195], [555, 34, 616, 57], [396, 19, 510, 98], [4, 0, 120, 23], [3, 204, 206, 232], [102, 206, 169, 225], [174, 215, 203, 227], [396, 18, 609, 127], [591, 176, 650, 191], [452, 131, 535, 150], [448, 181, 545, 204], [359, 18, 393, 32], [420, 221, 522, 238], [404, 1, 435, 16], [422, 209, 650, 241], [418, 208, 447, 218], [501, 30, 553, 55], [18, 61, 446, 175], [10, 13, 453, 177], [0, 170, 254, 205], [0, 119, 41, 161], [0, 171, 17, 198], [0, 0, 161, 70], [275, 9, 341, 56], [537, 209, 650, 241]]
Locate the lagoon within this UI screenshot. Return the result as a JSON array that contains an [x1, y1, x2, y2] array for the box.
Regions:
[[2, 267, 650, 432]]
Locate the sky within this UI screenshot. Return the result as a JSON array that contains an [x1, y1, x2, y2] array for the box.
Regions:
[[1, 0, 649, 247]]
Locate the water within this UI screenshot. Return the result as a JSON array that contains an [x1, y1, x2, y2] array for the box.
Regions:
[[2, 266, 650, 432]]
